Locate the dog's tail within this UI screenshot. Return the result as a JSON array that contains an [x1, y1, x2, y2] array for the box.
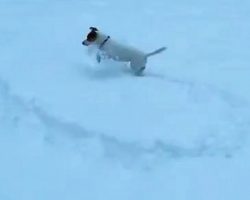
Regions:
[[146, 47, 167, 58]]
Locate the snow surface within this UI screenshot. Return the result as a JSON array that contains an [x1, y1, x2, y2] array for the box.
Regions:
[[0, 0, 250, 199]]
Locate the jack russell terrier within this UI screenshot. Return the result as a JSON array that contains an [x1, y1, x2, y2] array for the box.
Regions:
[[82, 27, 166, 75]]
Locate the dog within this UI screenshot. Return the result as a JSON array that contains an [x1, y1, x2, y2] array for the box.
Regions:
[[82, 27, 166, 75]]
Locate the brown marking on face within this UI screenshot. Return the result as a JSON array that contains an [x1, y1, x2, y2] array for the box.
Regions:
[[82, 27, 99, 46], [87, 30, 98, 42]]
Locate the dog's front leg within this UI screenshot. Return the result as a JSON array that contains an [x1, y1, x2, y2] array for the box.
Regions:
[[96, 52, 101, 63]]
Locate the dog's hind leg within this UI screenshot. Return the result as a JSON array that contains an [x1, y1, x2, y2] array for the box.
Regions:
[[130, 58, 147, 76], [134, 66, 145, 76]]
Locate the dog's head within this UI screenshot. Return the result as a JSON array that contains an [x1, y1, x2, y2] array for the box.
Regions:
[[82, 27, 99, 46]]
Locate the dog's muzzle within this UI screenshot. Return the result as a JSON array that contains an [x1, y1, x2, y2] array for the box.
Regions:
[[82, 40, 90, 46]]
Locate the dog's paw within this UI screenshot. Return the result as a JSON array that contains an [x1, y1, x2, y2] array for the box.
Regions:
[[134, 67, 146, 76]]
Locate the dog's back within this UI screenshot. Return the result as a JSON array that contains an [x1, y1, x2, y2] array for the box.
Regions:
[[101, 38, 146, 62]]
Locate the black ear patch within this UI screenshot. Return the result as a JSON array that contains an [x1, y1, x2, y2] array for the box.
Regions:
[[89, 27, 98, 31], [87, 30, 97, 42]]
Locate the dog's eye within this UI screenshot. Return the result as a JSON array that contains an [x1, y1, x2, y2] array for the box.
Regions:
[[87, 31, 97, 42]]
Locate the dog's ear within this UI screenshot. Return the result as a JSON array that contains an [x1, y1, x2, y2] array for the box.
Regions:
[[89, 27, 98, 31]]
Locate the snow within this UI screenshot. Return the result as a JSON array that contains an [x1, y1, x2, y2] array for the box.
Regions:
[[0, 0, 250, 199]]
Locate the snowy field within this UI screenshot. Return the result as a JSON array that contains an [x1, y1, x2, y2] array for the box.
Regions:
[[1, 0, 250, 199]]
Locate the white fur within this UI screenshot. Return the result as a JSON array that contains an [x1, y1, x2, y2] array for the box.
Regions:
[[83, 30, 166, 75]]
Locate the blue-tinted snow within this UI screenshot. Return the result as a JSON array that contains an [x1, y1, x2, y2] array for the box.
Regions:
[[0, 0, 250, 199]]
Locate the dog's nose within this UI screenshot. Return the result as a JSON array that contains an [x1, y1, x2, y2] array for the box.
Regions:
[[82, 41, 89, 46], [82, 40, 90, 46]]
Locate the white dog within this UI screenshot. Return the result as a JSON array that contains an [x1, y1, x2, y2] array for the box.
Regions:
[[82, 27, 166, 75]]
